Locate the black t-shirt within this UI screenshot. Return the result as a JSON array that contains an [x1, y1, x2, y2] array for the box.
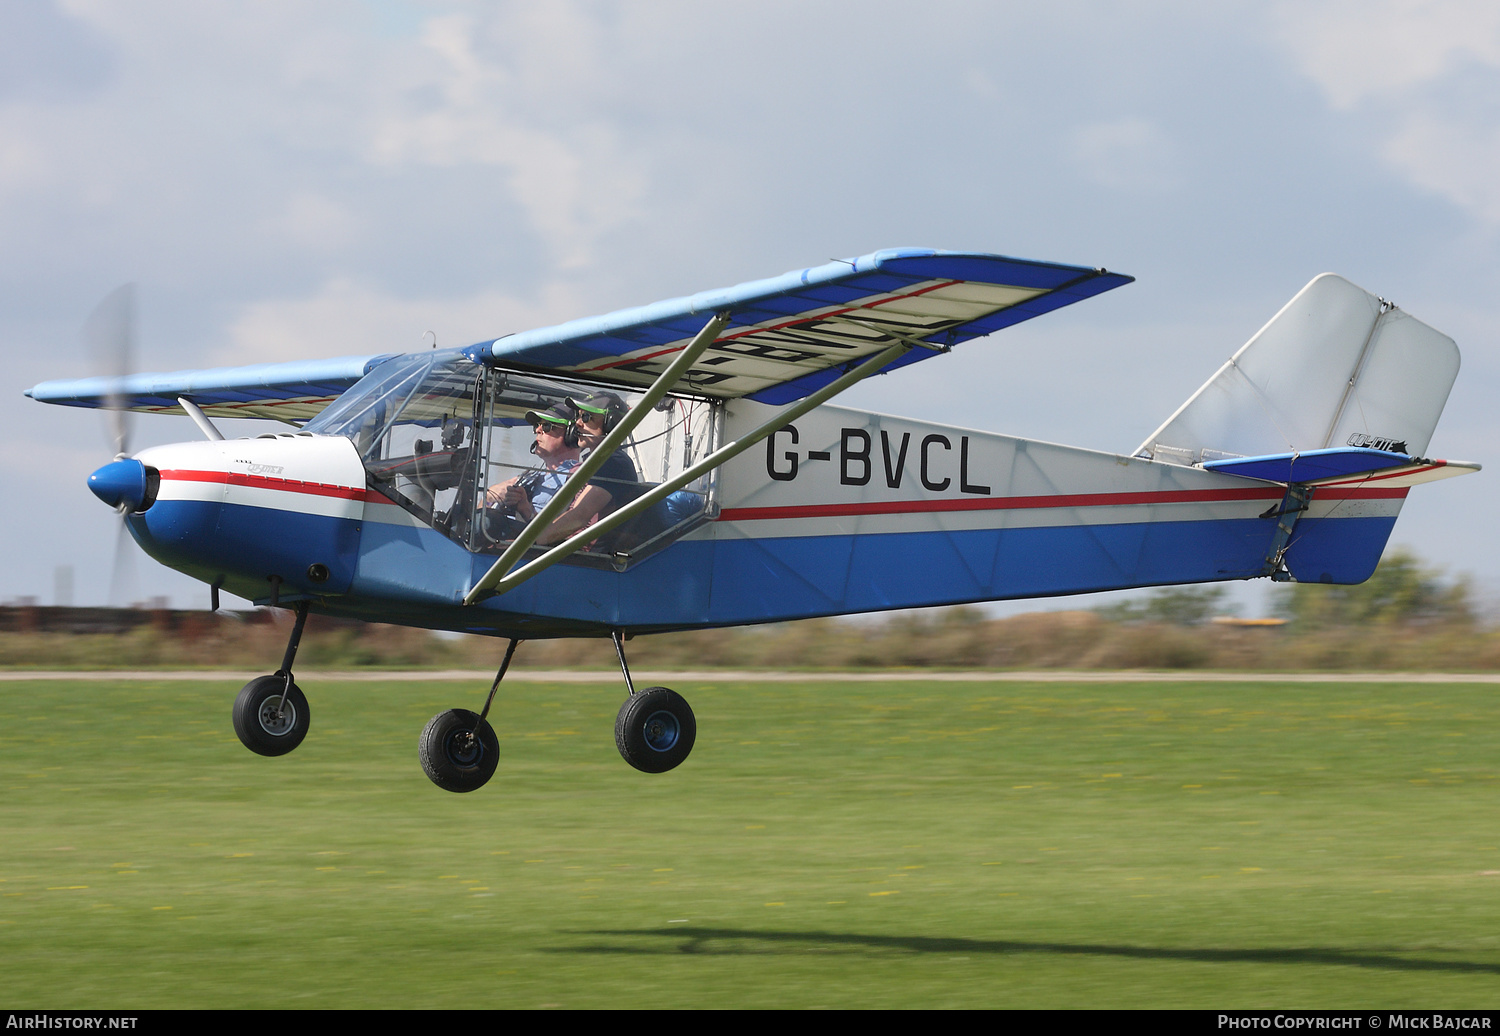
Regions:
[[587, 450, 643, 510], [584, 449, 668, 547]]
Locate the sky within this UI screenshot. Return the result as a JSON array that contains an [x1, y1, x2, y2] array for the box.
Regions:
[[3, 0, 1497, 616]]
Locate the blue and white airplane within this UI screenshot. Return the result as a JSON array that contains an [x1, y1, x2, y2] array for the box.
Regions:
[[27, 249, 1479, 791]]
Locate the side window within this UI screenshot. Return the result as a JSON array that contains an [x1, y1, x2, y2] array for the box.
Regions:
[[466, 372, 562, 552], [465, 376, 723, 567]]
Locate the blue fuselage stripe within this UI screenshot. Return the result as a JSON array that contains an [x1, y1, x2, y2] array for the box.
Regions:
[[132, 498, 1395, 636]]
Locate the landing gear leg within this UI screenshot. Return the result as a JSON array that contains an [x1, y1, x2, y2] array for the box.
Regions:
[[612, 630, 695, 774], [232, 601, 311, 757], [418, 638, 517, 793]]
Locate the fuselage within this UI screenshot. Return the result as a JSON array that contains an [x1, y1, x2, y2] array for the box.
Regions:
[[117, 391, 1406, 639]]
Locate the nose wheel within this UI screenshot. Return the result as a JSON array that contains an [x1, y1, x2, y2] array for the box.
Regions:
[[233, 675, 310, 756], [232, 601, 312, 757]]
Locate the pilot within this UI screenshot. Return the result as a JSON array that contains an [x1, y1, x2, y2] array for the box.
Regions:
[[484, 403, 581, 531]]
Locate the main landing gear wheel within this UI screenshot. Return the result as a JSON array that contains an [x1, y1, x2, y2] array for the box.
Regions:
[[419, 709, 500, 793], [232, 675, 310, 757], [615, 687, 696, 774]]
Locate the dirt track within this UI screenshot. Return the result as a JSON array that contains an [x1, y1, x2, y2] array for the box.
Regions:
[[2, 669, 1499, 683]]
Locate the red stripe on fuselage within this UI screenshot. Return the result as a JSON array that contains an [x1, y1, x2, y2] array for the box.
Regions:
[[157, 469, 1408, 524], [716, 485, 1408, 523], [157, 468, 368, 501]]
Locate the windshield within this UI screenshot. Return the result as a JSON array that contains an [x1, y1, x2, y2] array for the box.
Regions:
[[306, 353, 462, 458]]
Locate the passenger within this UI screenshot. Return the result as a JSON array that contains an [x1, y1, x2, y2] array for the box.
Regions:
[[573, 391, 647, 503]]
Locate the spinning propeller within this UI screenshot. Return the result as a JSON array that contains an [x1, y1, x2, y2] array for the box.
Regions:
[[81, 285, 145, 607]]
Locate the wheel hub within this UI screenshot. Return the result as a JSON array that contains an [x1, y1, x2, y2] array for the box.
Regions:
[[257, 699, 296, 736], [445, 729, 483, 768], [642, 710, 680, 752]]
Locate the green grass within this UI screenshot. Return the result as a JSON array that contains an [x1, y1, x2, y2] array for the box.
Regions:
[[0, 676, 1497, 1008]]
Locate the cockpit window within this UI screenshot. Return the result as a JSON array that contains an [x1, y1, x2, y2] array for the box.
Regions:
[[307, 354, 722, 568], [304, 353, 436, 453]]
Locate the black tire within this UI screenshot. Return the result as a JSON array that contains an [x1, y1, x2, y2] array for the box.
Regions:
[[615, 686, 696, 774], [419, 709, 499, 793], [232, 675, 310, 757]]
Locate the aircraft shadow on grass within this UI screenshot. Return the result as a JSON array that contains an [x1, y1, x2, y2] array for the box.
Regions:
[[561, 927, 1500, 975]]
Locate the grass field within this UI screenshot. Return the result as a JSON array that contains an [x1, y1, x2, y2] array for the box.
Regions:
[[1, 674, 1497, 1008]]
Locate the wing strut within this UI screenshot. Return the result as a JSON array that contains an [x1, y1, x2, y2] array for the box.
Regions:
[[464, 337, 912, 604], [177, 396, 225, 441], [465, 312, 731, 603]]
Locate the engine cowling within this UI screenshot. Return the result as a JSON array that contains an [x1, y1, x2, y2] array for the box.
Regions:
[[123, 434, 367, 603]]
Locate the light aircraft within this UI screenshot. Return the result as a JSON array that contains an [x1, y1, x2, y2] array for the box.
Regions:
[[27, 249, 1479, 792]]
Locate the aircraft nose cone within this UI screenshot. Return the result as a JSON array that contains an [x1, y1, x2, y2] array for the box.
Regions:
[[87, 458, 148, 511]]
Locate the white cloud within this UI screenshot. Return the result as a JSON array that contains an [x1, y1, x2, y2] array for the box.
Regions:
[[1381, 116, 1500, 224], [1273, 0, 1500, 107], [219, 277, 587, 365], [1274, 0, 1500, 223], [0, 123, 49, 195], [365, 9, 648, 269], [1, 3, 647, 283], [1068, 117, 1182, 192], [963, 68, 1002, 102], [264, 193, 365, 254]]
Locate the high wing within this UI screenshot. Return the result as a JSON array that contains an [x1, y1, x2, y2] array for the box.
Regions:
[[476, 248, 1131, 404], [26, 354, 396, 423], [26, 249, 1130, 421]]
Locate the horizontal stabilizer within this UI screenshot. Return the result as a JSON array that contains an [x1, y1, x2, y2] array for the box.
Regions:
[[1202, 447, 1479, 488], [1305, 457, 1479, 489], [1202, 447, 1414, 483]]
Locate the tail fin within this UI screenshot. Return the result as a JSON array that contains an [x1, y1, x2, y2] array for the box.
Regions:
[[1136, 274, 1460, 465], [1136, 274, 1466, 585]]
